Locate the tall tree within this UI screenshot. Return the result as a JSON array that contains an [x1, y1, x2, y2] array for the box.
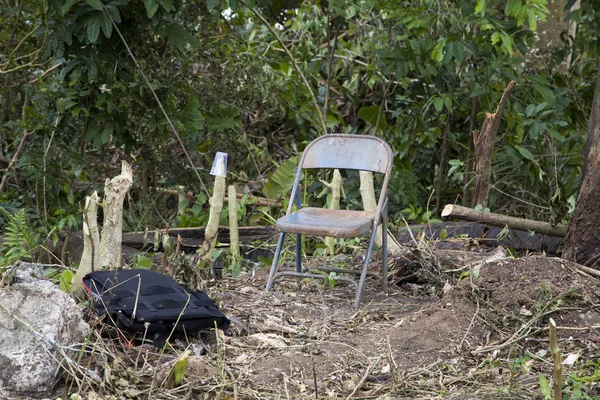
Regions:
[[563, 66, 600, 266]]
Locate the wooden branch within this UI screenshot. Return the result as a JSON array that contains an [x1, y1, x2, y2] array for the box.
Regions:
[[441, 204, 567, 237], [228, 185, 241, 264], [494, 81, 517, 121], [200, 175, 226, 261], [28, 62, 62, 84], [574, 264, 600, 279], [318, 30, 349, 50]]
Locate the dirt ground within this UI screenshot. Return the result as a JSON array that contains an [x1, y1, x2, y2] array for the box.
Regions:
[[198, 253, 599, 399], [51, 250, 600, 400]]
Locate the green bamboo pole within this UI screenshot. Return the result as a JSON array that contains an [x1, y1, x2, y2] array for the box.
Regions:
[[228, 184, 241, 275]]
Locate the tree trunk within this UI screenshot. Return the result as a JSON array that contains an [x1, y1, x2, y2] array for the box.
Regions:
[[535, 0, 581, 73], [563, 68, 600, 267], [471, 81, 517, 208], [99, 161, 133, 268]]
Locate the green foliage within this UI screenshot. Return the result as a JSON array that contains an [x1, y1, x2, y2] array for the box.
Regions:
[[538, 373, 552, 399], [134, 254, 153, 269], [0, 207, 40, 267], [42, 266, 75, 293], [178, 193, 208, 228], [58, 269, 74, 293], [0, 0, 598, 260], [263, 156, 298, 199], [402, 205, 442, 225], [561, 356, 600, 399]]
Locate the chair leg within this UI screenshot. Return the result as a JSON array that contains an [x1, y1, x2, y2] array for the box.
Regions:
[[265, 232, 286, 292], [295, 233, 302, 273], [354, 226, 379, 309], [382, 218, 389, 292]]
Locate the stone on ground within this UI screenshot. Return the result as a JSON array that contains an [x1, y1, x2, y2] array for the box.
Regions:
[[0, 262, 90, 398]]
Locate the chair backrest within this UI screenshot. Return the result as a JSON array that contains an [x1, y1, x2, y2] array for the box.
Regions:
[[286, 134, 393, 217], [300, 134, 392, 174]]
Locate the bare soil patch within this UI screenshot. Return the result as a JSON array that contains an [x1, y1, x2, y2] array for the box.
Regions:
[[46, 253, 600, 400], [213, 255, 600, 399]]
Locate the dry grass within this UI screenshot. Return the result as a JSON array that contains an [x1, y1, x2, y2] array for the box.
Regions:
[[35, 251, 600, 400]]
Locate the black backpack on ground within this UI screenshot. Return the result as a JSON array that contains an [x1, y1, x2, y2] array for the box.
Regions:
[[83, 269, 230, 338]]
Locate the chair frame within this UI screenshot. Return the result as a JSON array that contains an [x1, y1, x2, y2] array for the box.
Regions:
[[264, 134, 393, 308]]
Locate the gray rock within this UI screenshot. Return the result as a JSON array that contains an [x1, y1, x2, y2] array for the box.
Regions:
[[10, 261, 45, 283], [0, 263, 90, 398]]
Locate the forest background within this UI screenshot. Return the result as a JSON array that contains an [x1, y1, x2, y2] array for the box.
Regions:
[[0, 0, 598, 268]]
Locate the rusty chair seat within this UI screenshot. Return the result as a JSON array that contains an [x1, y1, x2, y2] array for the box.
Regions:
[[265, 134, 393, 309], [276, 208, 376, 238]]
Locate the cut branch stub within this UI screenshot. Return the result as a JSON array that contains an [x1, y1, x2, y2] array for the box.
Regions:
[[70, 191, 100, 297], [200, 175, 226, 263], [99, 161, 133, 268]]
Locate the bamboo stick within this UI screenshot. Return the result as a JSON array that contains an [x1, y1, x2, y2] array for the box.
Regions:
[[228, 185, 241, 274], [549, 318, 563, 400]]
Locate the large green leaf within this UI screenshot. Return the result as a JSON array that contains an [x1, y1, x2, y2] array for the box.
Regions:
[[514, 145, 535, 161], [61, 0, 78, 15], [85, 0, 104, 11], [105, 5, 121, 23], [100, 13, 112, 38], [167, 24, 196, 51], [160, 0, 175, 12], [475, 0, 486, 14], [165, 350, 190, 388], [181, 97, 205, 131], [264, 156, 298, 199], [144, 0, 160, 18], [87, 18, 101, 43], [358, 106, 387, 130]]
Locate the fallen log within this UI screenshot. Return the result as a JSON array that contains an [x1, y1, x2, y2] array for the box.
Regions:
[[441, 204, 567, 238], [396, 221, 562, 253], [122, 226, 277, 253]]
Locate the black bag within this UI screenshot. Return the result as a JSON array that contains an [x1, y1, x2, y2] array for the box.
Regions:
[[83, 269, 229, 335]]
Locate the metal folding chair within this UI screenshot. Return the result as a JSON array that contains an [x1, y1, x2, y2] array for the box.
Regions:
[[265, 134, 393, 308]]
